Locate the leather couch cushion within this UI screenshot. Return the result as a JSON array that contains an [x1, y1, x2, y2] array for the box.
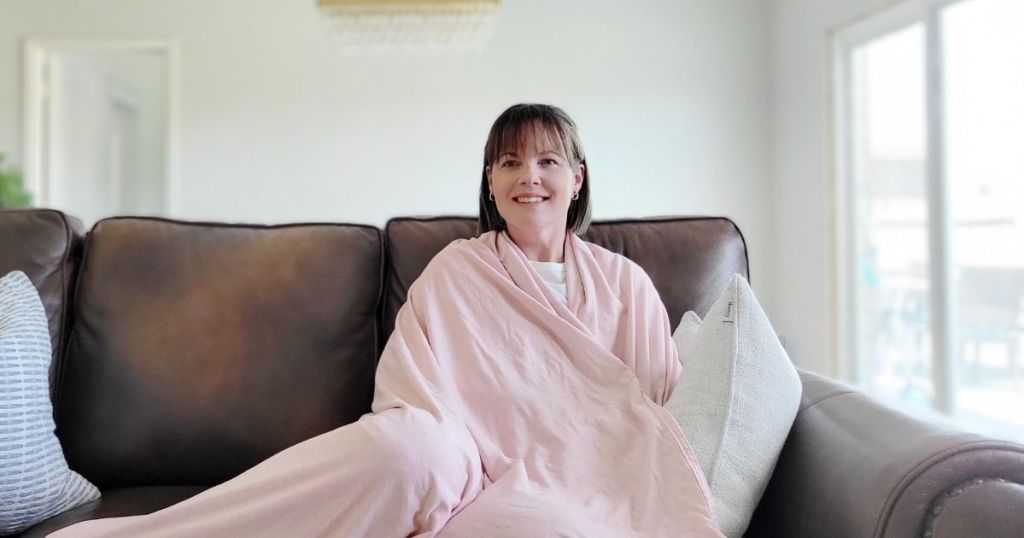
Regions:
[[57, 218, 383, 489], [382, 217, 479, 342], [0, 209, 84, 398], [382, 216, 749, 339], [581, 217, 750, 327], [18, 486, 206, 537]]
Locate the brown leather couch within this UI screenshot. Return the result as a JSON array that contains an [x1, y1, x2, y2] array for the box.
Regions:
[[3, 208, 1023, 537]]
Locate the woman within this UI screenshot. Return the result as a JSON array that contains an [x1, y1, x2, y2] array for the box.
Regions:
[[50, 104, 721, 537]]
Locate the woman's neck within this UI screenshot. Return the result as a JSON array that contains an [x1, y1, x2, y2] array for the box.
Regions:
[[505, 225, 567, 262]]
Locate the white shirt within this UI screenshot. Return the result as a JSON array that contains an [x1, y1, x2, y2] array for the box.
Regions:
[[529, 260, 568, 306]]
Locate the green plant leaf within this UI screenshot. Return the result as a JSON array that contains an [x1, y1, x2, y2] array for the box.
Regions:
[[0, 152, 33, 209]]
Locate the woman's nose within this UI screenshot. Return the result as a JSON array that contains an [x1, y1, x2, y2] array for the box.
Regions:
[[519, 162, 542, 184]]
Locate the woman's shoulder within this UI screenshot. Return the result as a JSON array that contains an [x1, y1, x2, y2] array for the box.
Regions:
[[430, 231, 496, 262], [577, 237, 649, 280], [416, 231, 500, 280], [576, 237, 664, 313]]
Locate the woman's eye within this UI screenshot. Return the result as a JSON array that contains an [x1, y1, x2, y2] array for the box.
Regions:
[[500, 160, 519, 168], [541, 158, 558, 166]]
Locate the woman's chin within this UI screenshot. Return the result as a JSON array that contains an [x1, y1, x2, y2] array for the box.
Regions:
[[504, 217, 567, 237]]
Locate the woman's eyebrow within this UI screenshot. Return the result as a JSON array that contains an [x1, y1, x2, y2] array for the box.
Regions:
[[537, 149, 567, 160], [498, 151, 519, 159]]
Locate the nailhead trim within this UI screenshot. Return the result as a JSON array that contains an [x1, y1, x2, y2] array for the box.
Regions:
[[922, 477, 1024, 537]]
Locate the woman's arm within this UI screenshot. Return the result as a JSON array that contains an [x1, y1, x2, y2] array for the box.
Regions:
[[621, 257, 680, 406]]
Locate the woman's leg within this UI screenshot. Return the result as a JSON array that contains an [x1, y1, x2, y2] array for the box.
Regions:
[[436, 463, 608, 538], [48, 407, 483, 538]]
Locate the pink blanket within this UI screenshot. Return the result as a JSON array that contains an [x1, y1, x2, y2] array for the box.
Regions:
[[51, 231, 721, 537]]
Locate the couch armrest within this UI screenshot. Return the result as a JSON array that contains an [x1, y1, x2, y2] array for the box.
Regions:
[[745, 370, 1024, 538]]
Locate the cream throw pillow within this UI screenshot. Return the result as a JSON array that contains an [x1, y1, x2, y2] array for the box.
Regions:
[[666, 274, 801, 538]]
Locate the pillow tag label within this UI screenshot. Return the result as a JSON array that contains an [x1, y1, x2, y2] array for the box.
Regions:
[[723, 282, 738, 323]]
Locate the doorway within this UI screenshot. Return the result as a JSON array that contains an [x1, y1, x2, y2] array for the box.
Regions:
[[23, 39, 179, 226]]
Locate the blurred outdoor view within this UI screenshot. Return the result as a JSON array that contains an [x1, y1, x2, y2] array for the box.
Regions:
[[849, 0, 1023, 440]]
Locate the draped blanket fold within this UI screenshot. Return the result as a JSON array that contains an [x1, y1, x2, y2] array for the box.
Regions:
[[50, 231, 721, 538]]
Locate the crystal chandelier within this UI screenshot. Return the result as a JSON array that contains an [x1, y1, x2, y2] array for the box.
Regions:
[[316, 0, 501, 52]]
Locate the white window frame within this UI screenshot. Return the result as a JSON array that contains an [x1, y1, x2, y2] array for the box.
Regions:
[[831, 0, 969, 414]]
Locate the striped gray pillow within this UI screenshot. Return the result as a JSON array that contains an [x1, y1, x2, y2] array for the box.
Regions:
[[0, 271, 99, 534]]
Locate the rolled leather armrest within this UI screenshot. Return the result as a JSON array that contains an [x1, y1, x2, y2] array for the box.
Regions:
[[745, 370, 1024, 538]]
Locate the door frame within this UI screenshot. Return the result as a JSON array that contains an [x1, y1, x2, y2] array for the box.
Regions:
[[22, 37, 180, 216]]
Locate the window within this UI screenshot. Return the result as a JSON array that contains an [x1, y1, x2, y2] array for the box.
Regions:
[[833, 0, 1024, 441]]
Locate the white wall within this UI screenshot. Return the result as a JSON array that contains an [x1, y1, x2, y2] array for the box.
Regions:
[[768, 0, 892, 374], [1, 0, 775, 319]]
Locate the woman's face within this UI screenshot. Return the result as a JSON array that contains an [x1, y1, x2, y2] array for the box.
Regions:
[[486, 125, 584, 239]]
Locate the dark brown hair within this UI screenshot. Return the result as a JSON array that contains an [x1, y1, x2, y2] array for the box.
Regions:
[[478, 104, 591, 235]]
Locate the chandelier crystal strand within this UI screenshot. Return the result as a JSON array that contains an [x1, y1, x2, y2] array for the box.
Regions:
[[316, 0, 501, 52]]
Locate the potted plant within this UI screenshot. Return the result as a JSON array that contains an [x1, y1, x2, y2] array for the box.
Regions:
[[0, 152, 32, 209]]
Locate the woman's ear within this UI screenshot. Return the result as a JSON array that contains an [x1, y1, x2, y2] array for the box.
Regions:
[[574, 163, 585, 192]]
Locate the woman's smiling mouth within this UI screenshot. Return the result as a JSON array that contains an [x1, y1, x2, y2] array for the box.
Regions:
[[513, 195, 550, 204]]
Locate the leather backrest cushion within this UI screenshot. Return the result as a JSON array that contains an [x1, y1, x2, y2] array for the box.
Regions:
[[0, 209, 84, 397], [58, 218, 383, 488], [382, 217, 478, 342], [382, 216, 749, 340], [582, 218, 749, 327]]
